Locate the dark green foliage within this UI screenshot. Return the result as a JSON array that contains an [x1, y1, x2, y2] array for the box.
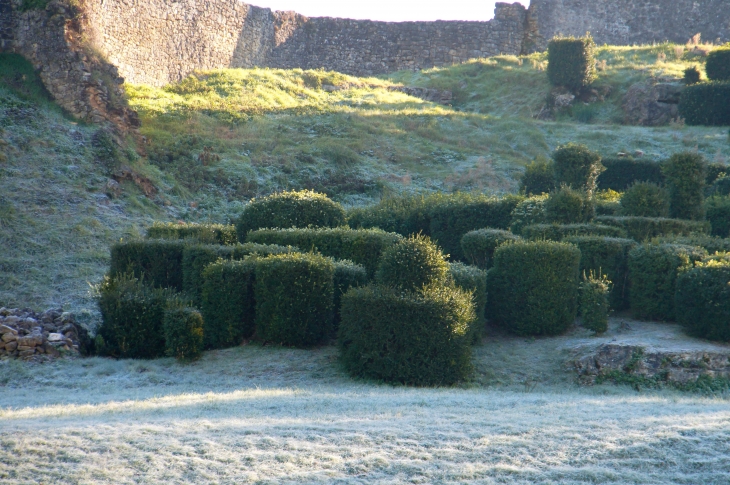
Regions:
[[450, 262, 487, 343], [96, 273, 179, 359], [163, 307, 204, 361], [683, 66, 701, 85], [201, 259, 257, 350], [552, 143, 604, 195], [547, 36, 597, 91], [347, 194, 434, 237], [705, 196, 730, 238], [487, 240, 581, 336], [676, 263, 730, 342], [662, 152, 706, 220], [109, 240, 186, 291], [461, 229, 520, 269], [247, 227, 401, 278], [580, 271, 611, 334], [522, 223, 626, 241], [254, 253, 335, 347], [509, 195, 549, 234], [564, 236, 638, 310], [597, 158, 664, 191], [679, 81, 730, 126], [520, 159, 555, 195], [91, 129, 123, 174], [707, 175, 730, 198], [656, 234, 730, 255], [620, 182, 669, 217], [705, 163, 728, 186], [333, 260, 368, 331], [427, 194, 523, 260], [594, 200, 621, 216], [339, 284, 474, 386], [595, 216, 710, 241], [705, 46, 730, 81], [544, 186, 595, 224], [147, 222, 238, 245], [235, 190, 346, 239], [18, 0, 50, 11], [628, 244, 707, 321], [376, 235, 450, 292]]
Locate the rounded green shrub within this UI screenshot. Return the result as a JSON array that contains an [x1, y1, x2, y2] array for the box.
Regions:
[[544, 186, 595, 224], [449, 262, 487, 343], [254, 253, 335, 347], [235, 190, 346, 239], [628, 244, 707, 321], [520, 159, 555, 196], [552, 143, 604, 195], [461, 229, 520, 269], [705, 46, 730, 81], [509, 195, 548, 234], [487, 240, 581, 336], [163, 307, 204, 361], [679, 81, 730, 126], [579, 271, 611, 334], [676, 259, 730, 342], [338, 284, 474, 386], [705, 196, 730, 238], [662, 152, 706, 220], [521, 223, 626, 241], [547, 36, 597, 91], [620, 182, 669, 217], [375, 235, 450, 292]]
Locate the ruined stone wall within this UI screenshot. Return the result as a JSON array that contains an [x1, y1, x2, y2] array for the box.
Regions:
[[526, 0, 730, 52]]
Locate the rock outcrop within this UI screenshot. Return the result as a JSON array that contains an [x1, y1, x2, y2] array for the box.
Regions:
[[622, 81, 684, 126]]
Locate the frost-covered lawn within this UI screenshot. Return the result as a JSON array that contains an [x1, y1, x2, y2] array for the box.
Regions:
[[2, 322, 730, 484]]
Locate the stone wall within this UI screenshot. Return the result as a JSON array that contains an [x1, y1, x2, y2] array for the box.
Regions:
[[0, 0, 14, 51], [526, 0, 730, 52]]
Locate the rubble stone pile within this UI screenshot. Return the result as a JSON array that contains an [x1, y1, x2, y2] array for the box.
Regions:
[[0, 307, 87, 360]]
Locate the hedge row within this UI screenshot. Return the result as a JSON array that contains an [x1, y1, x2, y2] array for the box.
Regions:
[[461, 229, 520, 269], [597, 158, 664, 191], [676, 260, 730, 342], [679, 81, 730, 126], [594, 216, 710, 241], [110, 239, 186, 291], [705, 197, 730, 238], [147, 222, 238, 245], [655, 235, 730, 255], [521, 223, 626, 241]]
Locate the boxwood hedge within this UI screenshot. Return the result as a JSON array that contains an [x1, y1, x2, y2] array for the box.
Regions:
[[110, 239, 187, 291], [547, 36, 597, 91], [676, 260, 730, 342], [521, 223, 626, 241], [461, 229, 520, 269], [147, 222, 238, 245], [679, 81, 730, 126], [595, 216, 710, 241], [450, 262, 487, 343], [376, 235, 450, 292], [596, 158, 664, 191], [163, 307, 204, 361]]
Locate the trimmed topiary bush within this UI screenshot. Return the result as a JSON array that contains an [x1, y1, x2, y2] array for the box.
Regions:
[[620, 182, 669, 217], [247, 227, 401, 278], [333, 260, 368, 331], [376, 235, 450, 292], [235, 190, 346, 240], [705, 46, 730, 82], [450, 262, 487, 343], [579, 271, 611, 334], [544, 186, 595, 224], [339, 284, 474, 386], [676, 258, 730, 342], [552, 143, 603, 195], [662, 152, 706, 221], [520, 159, 555, 195], [595, 216, 710, 241], [656, 234, 730, 255], [147, 222, 238, 245], [487, 240, 581, 336], [110, 239, 186, 291], [705, 196, 730, 238], [163, 307, 204, 361], [509, 195, 548, 234], [346, 194, 434, 237], [201, 259, 257, 350], [547, 35, 597, 91], [628, 244, 707, 321], [521, 223, 626, 241], [461, 229, 520, 269], [597, 157, 664, 191], [679, 81, 730, 126], [683, 66, 701, 85], [564, 236, 637, 310], [254, 253, 335, 347]]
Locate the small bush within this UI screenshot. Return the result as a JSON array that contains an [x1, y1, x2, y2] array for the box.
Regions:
[[544, 186, 595, 224], [522, 223, 626, 241], [376, 235, 450, 292], [509, 195, 548, 234], [520, 159, 555, 195], [676, 259, 730, 342], [705, 46, 730, 81], [662, 152, 706, 220], [487, 240, 581, 336], [235, 190, 346, 239], [147, 222, 238, 245], [705, 196, 730, 238], [620, 182, 669, 217], [333, 260, 368, 331], [655, 234, 730, 255], [96, 273, 178, 359], [597, 158, 664, 191], [163, 307, 204, 361], [110, 240, 186, 291], [461, 229, 520, 269], [450, 262, 487, 343], [564, 236, 638, 310], [247, 227, 401, 278], [683, 66, 701, 85], [254, 253, 335, 347], [201, 259, 257, 349], [679, 81, 730, 126], [547, 36, 597, 91], [595, 216, 710, 241], [579, 271, 611, 334], [552, 143, 604, 195], [628, 244, 707, 321], [339, 284, 474, 386]]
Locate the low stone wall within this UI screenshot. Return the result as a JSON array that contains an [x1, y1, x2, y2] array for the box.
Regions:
[[0, 307, 87, 360]]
